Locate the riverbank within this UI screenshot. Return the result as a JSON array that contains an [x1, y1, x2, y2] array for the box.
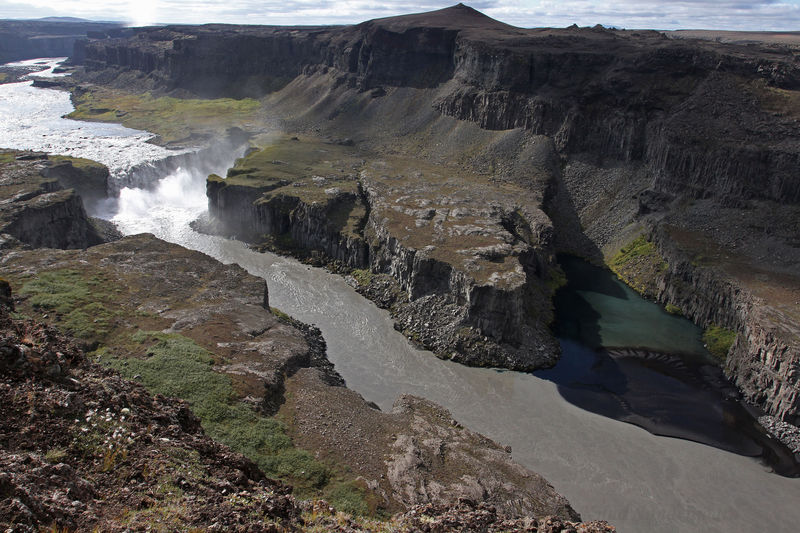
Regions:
[[0, 148, 603, 527], [0, 286, 614, 532]]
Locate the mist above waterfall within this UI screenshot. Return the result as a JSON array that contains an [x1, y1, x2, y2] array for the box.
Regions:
[[104, 141, 247, 239]]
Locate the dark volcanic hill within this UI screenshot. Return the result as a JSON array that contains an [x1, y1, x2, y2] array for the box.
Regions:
[[70, 3, 800, 427]]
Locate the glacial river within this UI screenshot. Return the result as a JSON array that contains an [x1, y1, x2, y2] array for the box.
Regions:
[[2, 59, 799, 532]]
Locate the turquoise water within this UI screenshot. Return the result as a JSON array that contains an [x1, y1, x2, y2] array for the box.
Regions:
[[553, 255, 710, 358], [542, 255, 799, 475]]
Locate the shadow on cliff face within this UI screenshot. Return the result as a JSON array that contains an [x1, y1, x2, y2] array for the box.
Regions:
[[541, 255, 800, 477]]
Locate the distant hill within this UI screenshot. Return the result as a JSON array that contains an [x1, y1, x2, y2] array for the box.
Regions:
[[35, 16, 92, 23]]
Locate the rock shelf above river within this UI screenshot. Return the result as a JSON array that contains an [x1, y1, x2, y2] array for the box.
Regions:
[[202, 134, 561, 370]]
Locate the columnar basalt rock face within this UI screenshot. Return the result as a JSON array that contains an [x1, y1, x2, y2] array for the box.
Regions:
[[77, 6, 800, 204], [0, 20, 121, 63], [649, 226, 800, 424]]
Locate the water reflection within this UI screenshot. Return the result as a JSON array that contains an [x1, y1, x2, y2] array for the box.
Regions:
[[541, 255, 799, 475]]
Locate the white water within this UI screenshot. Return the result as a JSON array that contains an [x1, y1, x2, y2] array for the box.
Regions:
[[2, 59, 799, 533], [0, 59, 175, 176]]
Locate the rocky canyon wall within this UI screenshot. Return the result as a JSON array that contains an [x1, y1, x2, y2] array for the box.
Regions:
[[72, 4, 800, 419]]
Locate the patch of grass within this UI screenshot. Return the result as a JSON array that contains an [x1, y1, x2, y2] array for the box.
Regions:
[[609, 234, 668, 298], [0, 150, 17, 163], [610, 235, 666, 271], [100, 331, 332, 493], [68, 88, 260, 145], [19, 269, 117, 341], [270, 307, 291, 321], [0, 73, 7, 82], [323, 481, 370, 517], [703, 325, 737, 361], [49, 155, 107, 172], [350, 268, 374, 286], [44, 448, 68, 464], [664, 303, 683, 315]]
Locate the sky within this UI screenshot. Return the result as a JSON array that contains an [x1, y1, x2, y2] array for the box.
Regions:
[[2, 0, 800, 31]]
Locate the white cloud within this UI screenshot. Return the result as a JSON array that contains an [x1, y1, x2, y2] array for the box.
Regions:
[[2, 0, 800, 30]]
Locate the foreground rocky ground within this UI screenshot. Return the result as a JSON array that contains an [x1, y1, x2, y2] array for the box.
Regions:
[[0, 291, 614, 532], [0, 150, 615, 528]]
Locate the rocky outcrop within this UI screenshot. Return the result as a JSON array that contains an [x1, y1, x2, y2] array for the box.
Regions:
[[39, 158, 108, 208], [201, 134, 560, 370], [0, 151, 106, 249], [283, 367, 581, 519], [205, 180, 370, 267], [359, 183, 559, 370]]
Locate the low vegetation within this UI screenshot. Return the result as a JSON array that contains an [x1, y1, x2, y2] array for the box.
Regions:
[[0, 149, 17, 164], [68, 87, 260, 145], [703, 325, 737, 361], [49, 154, 107, 172], [19, 269, 117, 342], [97, 331, 367, 511], [350, 268, 374, 286], [609, 234, 668, 298]]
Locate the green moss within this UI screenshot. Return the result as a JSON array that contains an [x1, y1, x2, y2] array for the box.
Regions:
[[0, 73, 7, 82], [610, 235, 666, 271], [608, 234, 668, 298], [703, 325, 737, 361], [270, 307, 291, 321], [100, 331, 332, 493], [44, 448, 68, 464], [323, 481, 370, 517], [350, 269, 374, 286], [49, 155, 106, 172], [545, 266, 567, 291], [68, 88, 260, 145], [19, 269, 117, 341], [0, 150, 16, 164], [664, 303, 683, 316]]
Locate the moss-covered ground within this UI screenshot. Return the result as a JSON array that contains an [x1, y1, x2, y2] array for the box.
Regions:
[[68, 87, 261, 145], [19, 269, 119, 342], [608, 234, 668, 298], [49, 154, 108, 172], [97, 331, 334, 495], [703, 325, 737, 361]]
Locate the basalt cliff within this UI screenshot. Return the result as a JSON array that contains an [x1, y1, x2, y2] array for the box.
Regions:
[[69, 4, 800, 424], [0, 19, 121, 64]]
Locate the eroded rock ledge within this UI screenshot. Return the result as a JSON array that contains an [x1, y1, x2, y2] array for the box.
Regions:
[[200, 135, 560, 370], [0, 149, 111, 250]]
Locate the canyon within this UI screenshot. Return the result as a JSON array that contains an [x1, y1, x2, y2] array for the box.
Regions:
[[71, 3, 800, 424], [2, 3, 800, 531]]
